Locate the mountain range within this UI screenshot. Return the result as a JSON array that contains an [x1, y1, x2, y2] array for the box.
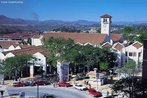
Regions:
[[0, 15, 147, 33], [0, 15, 98, 26]]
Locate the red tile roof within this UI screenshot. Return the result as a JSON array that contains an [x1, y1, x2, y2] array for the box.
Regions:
[[0, 41, 30, 49], [113, 43, 124, 51], [0, 41, 19, 48], [110, 34, 122, 42], [32, 35, 42, 38], [3, 46, 49, 56], [43, 32, 107, 45], [132, 42, 143, 49], [0, 33, 35, 39], [102, 42, 112, 48]]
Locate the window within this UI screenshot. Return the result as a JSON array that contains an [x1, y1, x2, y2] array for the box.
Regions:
[[125, 52, 128, 56], [129, 52, 136, 57], [103, 18, 107, 23], [138, 52, 141, 57]]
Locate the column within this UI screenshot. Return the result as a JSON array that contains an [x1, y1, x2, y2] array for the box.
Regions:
[[43, 64, 47, 76], [30, 65, 34, 77]]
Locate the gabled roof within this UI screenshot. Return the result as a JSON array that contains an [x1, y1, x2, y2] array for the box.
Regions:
[[112, 42, 124, 51], [132, 41, 143, 49], [0, 41, 30, 49], [100, 14, 112, 18], [110, 34, 122, 42], [43, 32, 107, 45], [2, 46, 49, 56], [102, 42, 112, 48], [0, 41, 19, 48]]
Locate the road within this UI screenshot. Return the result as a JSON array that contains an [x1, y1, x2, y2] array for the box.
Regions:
[[6, 85, 93, 98]]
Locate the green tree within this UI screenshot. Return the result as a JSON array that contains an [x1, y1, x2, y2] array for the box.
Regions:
[[136, 32, 147, 43], [99, 62, 109, 71], [117, 60, 137, 78], [0, 57, 17, 78], [112, 77, 144, 98], [112, 60, 142, 98], [123, 26, 134, 43], [44, 37, 116, 73], [0, 54, 33, 79]]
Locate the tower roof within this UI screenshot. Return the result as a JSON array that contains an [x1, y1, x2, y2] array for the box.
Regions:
[[101, 14, 112, 18]]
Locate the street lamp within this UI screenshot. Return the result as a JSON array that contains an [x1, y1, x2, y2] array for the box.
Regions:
[[37, 84, 39, 98], [94, 68, 98, 90], [0, 90, 4, 98]]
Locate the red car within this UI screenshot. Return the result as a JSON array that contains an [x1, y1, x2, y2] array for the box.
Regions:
[[33, 80, 50, 86], [57, 82, 71, 87], [12, 81, 26, 87], [88, 88, 102, 97]]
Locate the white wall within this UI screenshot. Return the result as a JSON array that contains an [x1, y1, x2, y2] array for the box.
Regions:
[[5, 52, 15, 60], [33, 52, 46, 66], [31, 36, 43, 46], [125, 45, 143, 64], [2, 45, 21, 52], [33, 52, 47, 75]]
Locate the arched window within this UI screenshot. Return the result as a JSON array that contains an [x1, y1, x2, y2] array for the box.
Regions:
[[103, 18, 107, 23]]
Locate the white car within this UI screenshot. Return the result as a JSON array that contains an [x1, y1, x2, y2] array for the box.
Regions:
[[73, 83, 87, 90]]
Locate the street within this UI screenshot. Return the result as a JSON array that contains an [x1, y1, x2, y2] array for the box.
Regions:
[[6, 85, 93, 98]]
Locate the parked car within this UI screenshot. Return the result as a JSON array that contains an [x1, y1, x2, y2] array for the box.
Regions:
[[88, 88, 102, 97], [73, 83, 87, 90], [57, 82, 72, 87], [12, 81, 26, 87], [32, 80, 50, 86]]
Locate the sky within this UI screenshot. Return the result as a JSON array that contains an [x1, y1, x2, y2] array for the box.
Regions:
[[0, 0, 147, 22]]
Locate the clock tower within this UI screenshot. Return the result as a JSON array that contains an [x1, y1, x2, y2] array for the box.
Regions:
[[100, 14, 112, 36]]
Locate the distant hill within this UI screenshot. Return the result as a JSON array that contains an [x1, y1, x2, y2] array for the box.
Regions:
[[0, 15, 38, 25], [0, 15, 100, 33], [0, 15, 147, 33], [0, 15, 98, 26]]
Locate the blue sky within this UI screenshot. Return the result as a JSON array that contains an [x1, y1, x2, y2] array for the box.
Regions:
[[0, 0, 147, 22]]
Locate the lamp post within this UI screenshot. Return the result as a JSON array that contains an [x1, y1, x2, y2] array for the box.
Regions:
[[94, 68, 98, 90], [37, 84, 39, 98], [0, 90, 4, 98]]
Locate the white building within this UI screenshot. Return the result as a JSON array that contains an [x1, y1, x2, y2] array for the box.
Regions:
[[31, 35, 43, 46], [0, 46, 49, 77], [125, 41, 143, 64], [112, 42, 126, 66]]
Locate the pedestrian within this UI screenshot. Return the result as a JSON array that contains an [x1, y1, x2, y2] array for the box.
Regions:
[[107, 91, 109, 96], [53, 83, 55, 88], [89, 84, 91, 88]]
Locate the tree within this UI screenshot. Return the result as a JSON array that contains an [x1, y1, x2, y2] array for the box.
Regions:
[[123, 26, 134, 43], [15, 54, 33, 77], [99, 62, 109, 71], [136, 32, 147, 43], [44, 37, 117, 74], [112, 60, 140, 98], [112, 77, 144, 98], [0, 54, 33, 79], [117, 60, 137, 78], [0, 57, 17, 79]]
